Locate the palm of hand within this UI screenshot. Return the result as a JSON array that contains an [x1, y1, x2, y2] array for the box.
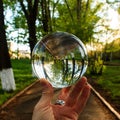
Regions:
[[32, 77, 90, 120], [34, 104, 78, 120]]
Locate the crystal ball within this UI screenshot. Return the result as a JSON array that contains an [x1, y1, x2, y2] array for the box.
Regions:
[[32, 32, 88, 88]]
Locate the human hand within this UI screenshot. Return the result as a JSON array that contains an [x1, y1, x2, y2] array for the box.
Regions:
[[32, 77, 91, 120]]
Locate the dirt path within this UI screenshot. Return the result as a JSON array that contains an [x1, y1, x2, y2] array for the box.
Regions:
[[0, 80, 119, 120]]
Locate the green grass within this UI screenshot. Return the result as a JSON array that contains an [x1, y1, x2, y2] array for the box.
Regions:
[[101, 66, 120, 97], [91, 65, 120, 104], [0, 59, 36, 105]]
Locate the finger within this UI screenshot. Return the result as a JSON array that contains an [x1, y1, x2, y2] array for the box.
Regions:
[[65, 76, 87, 107], [74, 84, 91, 114], [57, 86, 71, 101], [35, 78, 54, 108]]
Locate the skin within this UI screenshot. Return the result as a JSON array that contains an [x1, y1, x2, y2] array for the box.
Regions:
[[32, 76, 91, 120]]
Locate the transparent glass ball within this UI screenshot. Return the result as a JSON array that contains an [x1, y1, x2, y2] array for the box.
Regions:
[[32, 32, 88, 88]]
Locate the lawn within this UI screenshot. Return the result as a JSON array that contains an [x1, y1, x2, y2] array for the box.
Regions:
[[97, 66, 120, 99], [88, 64, 120, 112], [0, 59, 36, 105]]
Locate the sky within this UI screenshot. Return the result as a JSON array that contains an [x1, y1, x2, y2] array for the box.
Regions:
[[90, 0, 120, 44], [108, 9, 119, 29], [10, 42, 30, 52]]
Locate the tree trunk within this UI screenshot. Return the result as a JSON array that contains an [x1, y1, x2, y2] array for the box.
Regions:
[[0, 0, 16, 91], [76, 0, 82, 21], [27, 17, 37, 56], [40, 0, 52, 35], [19, 0, 39, 55]]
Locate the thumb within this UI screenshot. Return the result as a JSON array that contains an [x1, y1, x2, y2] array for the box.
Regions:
[[35, 79, 54, 108]]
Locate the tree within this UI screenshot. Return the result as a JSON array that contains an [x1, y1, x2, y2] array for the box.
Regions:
[[40, 0, 52, 35], [53, 0, 102, 43], [16, 0, 52, 54], [18, 0, 39, 55], [105, 38, 120, 60], [0, 0, 16, 91]]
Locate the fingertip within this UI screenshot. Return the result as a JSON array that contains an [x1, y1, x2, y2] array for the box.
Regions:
[[76, 76, 87, 86], [86, 85, 91, 91], [39, 78, 53, 93], [86, 83, 91, 89], [80, 76, 87, 82], [40, 78, 52, 87]]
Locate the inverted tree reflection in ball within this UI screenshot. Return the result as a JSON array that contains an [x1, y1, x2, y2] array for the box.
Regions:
[[32, 32, 88, 88]]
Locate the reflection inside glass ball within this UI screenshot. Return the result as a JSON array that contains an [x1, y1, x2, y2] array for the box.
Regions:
[[32, 32, 88, 88]]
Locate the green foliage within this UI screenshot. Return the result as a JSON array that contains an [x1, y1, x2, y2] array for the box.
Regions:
[[88, 56, 104, 75], [118, 7, 120, 14], [95, 65, 120, 102], [105, 38, 120, 53], [3, 0, 16, 8], [0, 59, 35, 105], [54, 0, 102, 43]]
